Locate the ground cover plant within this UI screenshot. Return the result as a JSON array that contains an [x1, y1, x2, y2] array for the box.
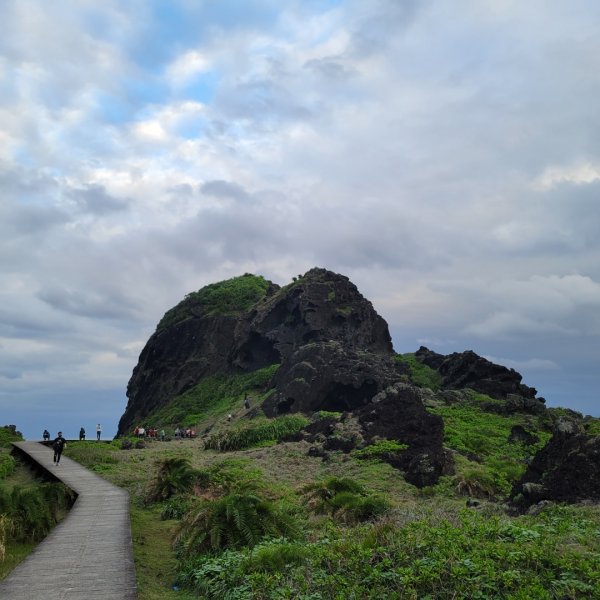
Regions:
[[56, 416, 600, 599], [146, 364, 280, 430], [0, 455, 74, 580], [157, 274, 271, 331], [428, 392, 552, 498]]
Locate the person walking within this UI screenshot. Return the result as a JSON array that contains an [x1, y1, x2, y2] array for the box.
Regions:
[[244, 393, 250, 410], [79, 427, 86, 441], [43, 429, 50, 442], [53, 432, 66, 465], [96, 423, 102, 440]]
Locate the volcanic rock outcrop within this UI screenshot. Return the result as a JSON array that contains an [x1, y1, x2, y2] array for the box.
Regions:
[[415, 346, 541, 403], [119, 268, 394, 434], [511, 424, 600, 509]]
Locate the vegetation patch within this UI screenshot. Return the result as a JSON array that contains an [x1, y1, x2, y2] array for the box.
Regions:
[[204, 415, 309, 452], [157, 274, 271, 330], [174, 505, 600, 599], [395, 353, 443, 391], [353, 439, 409, 460], [0, 426, 23, 448], [429, 397, 552, 497], [148, 364, 280, 428]]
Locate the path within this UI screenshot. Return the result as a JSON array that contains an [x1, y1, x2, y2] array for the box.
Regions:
[[0, 441, 137, 599]]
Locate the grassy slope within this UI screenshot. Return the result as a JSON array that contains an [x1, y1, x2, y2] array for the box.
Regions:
[[61, 401, 600, 599]]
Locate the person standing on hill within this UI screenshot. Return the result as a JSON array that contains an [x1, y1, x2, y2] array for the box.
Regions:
[[43, 429, 50, 442], [53, 432, 66, 465], [79, 427, 86, 441], [96, 423, 102, 440]]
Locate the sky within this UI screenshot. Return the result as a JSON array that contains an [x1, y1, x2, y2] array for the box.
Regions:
[[1, 0, 599, 441]]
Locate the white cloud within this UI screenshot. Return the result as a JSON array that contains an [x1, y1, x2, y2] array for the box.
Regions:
[[533, 162, 600, 191], [166, 50, 211, 87]]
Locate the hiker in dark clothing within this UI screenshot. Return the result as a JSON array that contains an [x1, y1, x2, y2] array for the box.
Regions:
[[244, 393, 250, 410], [53, 432, 66, 465], [79, 427, 86, 441], [43, 429, 50, 441]]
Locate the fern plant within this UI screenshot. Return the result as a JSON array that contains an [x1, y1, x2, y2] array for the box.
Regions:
[[175, 491, 298, 556], [301, 477, 390, 523], [147, 457, 201, 502]]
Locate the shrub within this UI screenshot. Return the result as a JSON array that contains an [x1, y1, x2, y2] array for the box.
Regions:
[[0, 425, 23, 448], [0, 483, 74, 542], [147, 457, 200, 503], [0, 452, 16, 480], [301, 477, 390, 523], [175, 491, 299, 556], [204, 415, 309, 452]]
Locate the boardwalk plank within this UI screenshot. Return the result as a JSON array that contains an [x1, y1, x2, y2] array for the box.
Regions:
[[0, 441, 137, 600]]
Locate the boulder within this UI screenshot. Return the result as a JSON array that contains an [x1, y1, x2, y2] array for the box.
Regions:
[[511, 432, 600, 509], [355, 383, 449, 487]]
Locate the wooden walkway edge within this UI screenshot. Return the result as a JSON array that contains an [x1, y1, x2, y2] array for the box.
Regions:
[[0, 441, 137, 599]]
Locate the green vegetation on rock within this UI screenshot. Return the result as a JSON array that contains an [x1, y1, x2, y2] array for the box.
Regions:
[[157, 274, 271, 331], [148, 364, 280, 429], [395, 353, 443, 391], [428, 392, 552, 498]]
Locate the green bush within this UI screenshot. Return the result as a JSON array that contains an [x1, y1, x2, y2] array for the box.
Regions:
[[204, 415, 309, 452], [175, 491, 299, 556], [0, 425, 23, 448], [0, 452, 16, 480], [147, 457, 201, 503], [301, 477, 390, 523], [0, 483, 74, 542]]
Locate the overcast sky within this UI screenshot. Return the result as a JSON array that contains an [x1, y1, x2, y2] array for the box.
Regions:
[[2, 0, 599, 440]]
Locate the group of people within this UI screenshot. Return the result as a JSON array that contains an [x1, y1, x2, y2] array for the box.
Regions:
[[133, 426, 164, 440], [174, 426, 197, 439]]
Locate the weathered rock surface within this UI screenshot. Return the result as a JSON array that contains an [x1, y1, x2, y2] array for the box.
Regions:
[[119, 268, 393, 434], [263, 341, 402, 416], [415, 346, 540, 402], [355, 383, 450, 487], [511, 429, 600, 509]]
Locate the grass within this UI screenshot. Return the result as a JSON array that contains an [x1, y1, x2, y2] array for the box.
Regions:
[[0, 459, 72, 580], [147, 364, 280, 429], [428, 393, 552, 498], [156, 274, 271, 331], [203, 415, 309, 451], [395, 353, 443, 391]]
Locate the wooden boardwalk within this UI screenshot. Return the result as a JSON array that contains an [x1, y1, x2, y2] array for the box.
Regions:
[[0, 441, 137, 599]]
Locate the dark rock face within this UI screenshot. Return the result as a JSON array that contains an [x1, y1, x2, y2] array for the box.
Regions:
[[355, 384, 449, 487], [119, 268, 393, 434], [508, 425, 539, 446], [263, 341, 402, 416], [511, 430, 600, 509], [415, 346, 539, 401]]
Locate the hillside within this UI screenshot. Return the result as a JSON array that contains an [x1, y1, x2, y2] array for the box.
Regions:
[[101, 268, 600, 596]]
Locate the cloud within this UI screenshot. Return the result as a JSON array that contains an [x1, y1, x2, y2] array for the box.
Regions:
[[2, 0, 600, 438]]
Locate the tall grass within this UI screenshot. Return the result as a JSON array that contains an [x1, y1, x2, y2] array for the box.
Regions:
[[0, 453, 16, 480], [0, 483, 74, 542], [203, 415, 309, 452]]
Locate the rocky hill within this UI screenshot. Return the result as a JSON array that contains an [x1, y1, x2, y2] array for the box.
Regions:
[[118, 268, 600, 506]]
